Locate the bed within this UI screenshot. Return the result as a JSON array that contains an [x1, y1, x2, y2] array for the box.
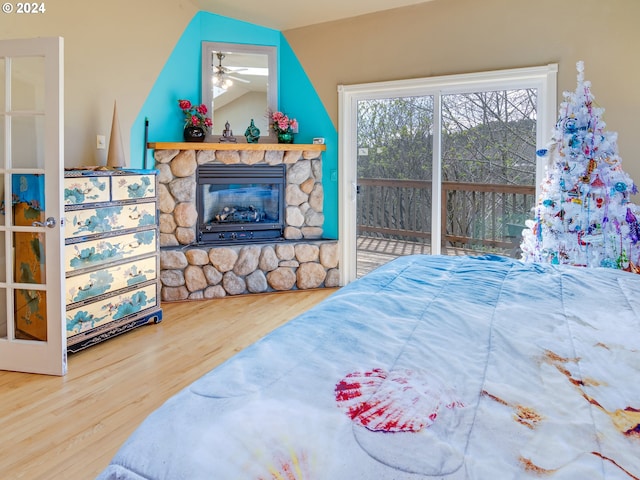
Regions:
[[97, 254, 640, 479]]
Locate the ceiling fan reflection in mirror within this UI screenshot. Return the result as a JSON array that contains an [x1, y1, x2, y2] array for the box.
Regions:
[[212, 51, 250, 89]]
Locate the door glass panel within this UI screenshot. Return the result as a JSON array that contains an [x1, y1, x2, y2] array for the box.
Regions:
[[11, 56, 45, 112], [11, 115, 44, 168], [356, 96, 434, 277], [0, 114, 4, 167], [441, 89, 537, 258], [0, 288, 6, 338], [0, 231, 5, 282], [12, 174, 45, 285], [0, 57, 5, 112], [13, 175, 47, 343], [13, 228, 45, 285], [0, 172, 5, 226], [0, 57, 4, 168], [14, 288, 47, 341]]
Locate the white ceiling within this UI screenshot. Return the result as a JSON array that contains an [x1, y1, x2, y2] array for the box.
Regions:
[[193, 0, 437, 30]]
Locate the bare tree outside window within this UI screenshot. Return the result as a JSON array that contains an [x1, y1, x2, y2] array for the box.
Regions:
[[441, 89, 537, 186], [441, 89, 537, 251], [357, 96, 434, 180]]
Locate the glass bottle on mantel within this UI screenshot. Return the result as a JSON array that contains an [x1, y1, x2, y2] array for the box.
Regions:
[[244, 119, 260, 143]]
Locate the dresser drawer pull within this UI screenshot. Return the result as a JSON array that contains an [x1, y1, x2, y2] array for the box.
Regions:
[[78, 282, 94, 291]]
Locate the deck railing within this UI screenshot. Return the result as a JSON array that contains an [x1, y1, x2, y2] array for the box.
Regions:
[[357, 178, 536, 254]]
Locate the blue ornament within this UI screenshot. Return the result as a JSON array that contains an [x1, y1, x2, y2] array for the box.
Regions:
[[600, 259, 616, 269], [542, 199, 554, 208], [569, 135, 581, 149], [565, 118, 578, 134], [615, 182, 627, 192], [536, 148, 548, 157]]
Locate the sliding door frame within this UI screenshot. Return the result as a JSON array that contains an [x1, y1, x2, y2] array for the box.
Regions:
[[338, 64, 558, 285]]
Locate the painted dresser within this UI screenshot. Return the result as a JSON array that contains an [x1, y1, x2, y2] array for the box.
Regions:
[[64, 168, 162, 352]]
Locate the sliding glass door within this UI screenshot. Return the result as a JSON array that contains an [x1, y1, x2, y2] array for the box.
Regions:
[[355, 95, 434, 277], [339, 64, 557, 283]]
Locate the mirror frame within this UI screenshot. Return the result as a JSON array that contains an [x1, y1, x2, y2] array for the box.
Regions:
[[201, 42, 278, 142]]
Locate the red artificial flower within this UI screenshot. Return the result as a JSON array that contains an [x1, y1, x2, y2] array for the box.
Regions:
[[178, 99, 212, 131]]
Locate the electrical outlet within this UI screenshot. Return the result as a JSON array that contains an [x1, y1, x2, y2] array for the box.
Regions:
[[97, 135, 106, 149]]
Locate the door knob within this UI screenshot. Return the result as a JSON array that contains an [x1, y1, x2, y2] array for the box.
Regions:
[[32, 217, 57, 228]]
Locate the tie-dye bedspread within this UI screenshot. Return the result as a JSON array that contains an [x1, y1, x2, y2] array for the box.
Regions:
[[97, 255, 640, 479]]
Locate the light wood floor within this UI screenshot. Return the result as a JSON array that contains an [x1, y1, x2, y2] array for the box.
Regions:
[[0, 288, 337, 480]]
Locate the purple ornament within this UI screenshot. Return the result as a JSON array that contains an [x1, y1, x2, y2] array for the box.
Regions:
[[626, 208, 640, 243], [613, 218, 621, 234], [626, 208, 637, 224]]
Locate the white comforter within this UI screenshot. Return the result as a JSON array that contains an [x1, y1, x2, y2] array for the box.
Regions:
[[98, 255, 640, 479]]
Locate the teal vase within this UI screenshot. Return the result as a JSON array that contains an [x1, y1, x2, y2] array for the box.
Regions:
[[277, 130, 294, 144], [244, 119, 260, 143]]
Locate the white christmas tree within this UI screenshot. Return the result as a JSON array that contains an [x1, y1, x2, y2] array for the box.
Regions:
[[520, 61, 640, 273]]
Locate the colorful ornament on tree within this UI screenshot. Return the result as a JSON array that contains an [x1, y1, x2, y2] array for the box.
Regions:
[[520, 61, 640, 273]]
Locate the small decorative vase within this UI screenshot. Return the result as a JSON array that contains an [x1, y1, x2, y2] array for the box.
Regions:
[[244, 119, 260, 143], [277, 130, 294, 144], [184, 125, 205, 142]]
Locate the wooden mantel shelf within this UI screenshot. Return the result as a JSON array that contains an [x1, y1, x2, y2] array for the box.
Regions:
[[148, 142, 326, 152]]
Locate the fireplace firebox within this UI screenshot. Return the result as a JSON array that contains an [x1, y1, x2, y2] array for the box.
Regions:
[[196, 164, 286, 244]]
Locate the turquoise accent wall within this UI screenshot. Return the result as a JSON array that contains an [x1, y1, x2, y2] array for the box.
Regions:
[[131, 12, 338, 239]]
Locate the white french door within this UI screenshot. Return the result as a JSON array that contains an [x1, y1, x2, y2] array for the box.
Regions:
[[0, 37, 66, 375]]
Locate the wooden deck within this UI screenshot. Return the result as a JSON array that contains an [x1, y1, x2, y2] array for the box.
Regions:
[[357, 236, 429, 277], [356, 236, 516, 277]]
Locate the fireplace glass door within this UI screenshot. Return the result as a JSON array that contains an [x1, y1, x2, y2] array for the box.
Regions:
[[197, 164, 285, 243]]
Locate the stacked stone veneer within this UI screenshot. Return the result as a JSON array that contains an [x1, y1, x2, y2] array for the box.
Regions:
[[161, 241, 339, 301], [154, 147, 339, 301]]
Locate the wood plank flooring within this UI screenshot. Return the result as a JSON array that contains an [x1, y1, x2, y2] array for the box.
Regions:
[[0, 288, 337, 480]]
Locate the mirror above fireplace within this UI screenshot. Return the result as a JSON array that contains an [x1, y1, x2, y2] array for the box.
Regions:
[[201, 42, 277, 141]]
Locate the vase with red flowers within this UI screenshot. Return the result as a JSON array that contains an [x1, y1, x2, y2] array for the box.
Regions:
[[178, 99, 212, 142]]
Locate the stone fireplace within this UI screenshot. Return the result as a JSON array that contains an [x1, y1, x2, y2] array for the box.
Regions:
[[151, 143, 339, 301]]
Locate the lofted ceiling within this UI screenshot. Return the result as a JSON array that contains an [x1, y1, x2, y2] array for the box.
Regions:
[[192, 0, 438, 31]]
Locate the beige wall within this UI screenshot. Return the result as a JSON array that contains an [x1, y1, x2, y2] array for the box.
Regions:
[[0, 0, 196, 167], [284, 0, 640, 184]]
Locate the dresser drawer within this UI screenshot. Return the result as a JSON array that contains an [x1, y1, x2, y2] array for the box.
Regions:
[[111, 174, 157, 201], [65, 201, 157, 240], [66, 256, 157, 305], [64, 176, 110, 205], [65, 229, 157, 273], [66, 283, 158, 337]]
